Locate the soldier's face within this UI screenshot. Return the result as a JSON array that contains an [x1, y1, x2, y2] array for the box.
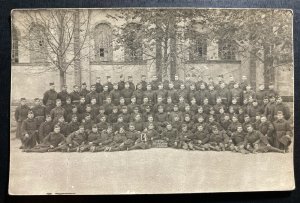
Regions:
[[242, 76, 247, 81], [229, 108, 234, 113], [80, 98, 85, 103], [209, 86, 213, 90], [232, 100, 237, 104], [174, 107, 178, 111], [91, 99, 96, 104], [232, 117, 238, 122], [166, 125, 172, 130], [253, 102, 258, 106], [20, 100, 26, 105], [72, 117, 77, 122], [134, 109, 139, 113], [135, 115, 141, 121], [72, 108, 77, 113], [131, 98, 136, 103], [92, 127, 98, 133], [220, 109, 224, 114], [277, 98, 282, 103], [96, 79, 100, 83], [269, 85, 274, 89], [180, 85, 185, 90], [256, 116, 261, 120], [191, 100, 196, 104], [122, 109, 127, 114], [185, 117, 190, 121], [234, 84, 239, 88], [34, 100, 40, 105], [200, 84, 205, 89], [213, 129, 218, 134], [125, 83, 129, 88], [169, 84, 174, 89], [82, 85, 87, 89], [46, 117, 52, 122], [75, 87, 79, 92], [148, 117, 153, 122], [185, 107, 190, 111], [237, 127, 243, 132], [66, 99, 71, 104], [129, 126, 135, 131], [179, 97, 184, 102], [209, 117, 214, 122], [270, 98, 275, 102], [28, 113, 34, 119], [175, 76, 179, 80], [100, 117, 106, 122], [86, 107, 91, 112], [50, 85, 55, 90], [158, 108, 163, 113], [54, 127, 60, 133], [174, 116, 179, 121], [59, 117, 64, 122], [118, 117, 123, 122], [197, 126, 203, 131], [198, 108, 203, 113], [167, 98, 172, 103], [147, 85, 151, 90], [158, 97, 162, 103], [148, 125, 154, 130], [182, 127, 187, 131], [144, 98, 149, 103], [259, 85, 264, 90], [229, 76, 234, 81], [277, 114, 283, 120], [261, 117, 266, 123], [246, 86, 251, 90], [91, 87, 96, 91], [142, 76, 146, 81], [204, 99, 208, 104], [113, 109, 118, 113], [137, 85, 142, 89], [104, 86, 108, 91], [107, 128, 112, 133], [56, 101, 61, 106], [247, 126, 253, 132], [245, 117, 250, 122], [85, 116, 91, 120], [120, 99, 125, 104], [107, 98, 111, 103], [216, 99, 221, 103], [79, 128, 84, 133]]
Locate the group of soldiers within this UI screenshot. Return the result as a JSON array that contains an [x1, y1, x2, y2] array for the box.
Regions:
[[14, 74, 293, 153]]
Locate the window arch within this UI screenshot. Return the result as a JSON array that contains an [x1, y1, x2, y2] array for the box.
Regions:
[[12, 26, 19, 63], [94, 23, 113, 62], [218, 40, 237, 60], [29, 24, 47, 63], [189, 32, 208, 61], [124, 23, 143, 62]]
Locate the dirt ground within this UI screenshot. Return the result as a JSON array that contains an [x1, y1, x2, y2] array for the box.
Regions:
[[8, 138, 295, 195]]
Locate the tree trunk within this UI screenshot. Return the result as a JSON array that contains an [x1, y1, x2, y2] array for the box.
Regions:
[[59, 70, 66, 90], [169, 17, 177, 81], [162, 37, 168, 80], [156, 37, 163, 81], [73, 9, 81, 86]]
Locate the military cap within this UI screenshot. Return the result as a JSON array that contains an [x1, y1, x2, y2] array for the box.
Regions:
[[112, 106, 118, 109], [91, 84, 95, 88], [129, 122, 135, 126], [54, 124, 60, 129], [118, 114, 123, 118], [99, 106, 105, 110], [82, 82, 87, 85], [236, 123, 243, 128], [184, 114, 190, 117], [103, 84, 108, 87], [86, 104, 91, 108], [106, 76, 111, 79], [255, 112, 261, 116], [128, 75, 132, 78], [252, 99, 258, 103], [141, 74, 146, 77], [276, 96, 282, 100], [131, 95, 136, 99], [106, 95, 111, 99], [72, 114, 78, 118], [85, 113, 91, 117], [212, 125, 218, 131], [122, 106, 128, 109], [56, 98, 61, 102], [134, 106, 139, 110], [269, 82, 274, 85], [28, 110, 34, 115], [269, 95, 275, 99], [34, 98, 40, 101], [244, 114, 250, 118], [45, 114, 51, 118], [145, 105, 151, 109], [66, 96, 71, 100], [182, 124, 188, 128], [263, 96, 269, 99], [80, 96, 85, 99], [232, 114, 238, 118], [119, 96, 124, 100], [79, 125, 85, 129], [92, 124, 98, 128], [73, 85, 78, 88], [173, 104, 178, 107], [20, 98, 26, 101], [49, 82, 55, 86], [90, 97, 97, 100]]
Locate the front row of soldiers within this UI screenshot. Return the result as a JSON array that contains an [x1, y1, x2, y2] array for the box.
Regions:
[[20, 106, 292, 153]]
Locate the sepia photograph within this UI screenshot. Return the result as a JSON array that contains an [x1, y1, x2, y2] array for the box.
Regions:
[[9, 8, 294, 194]]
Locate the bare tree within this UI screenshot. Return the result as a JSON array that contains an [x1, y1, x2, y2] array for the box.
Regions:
[[12, 9, 90, 89]]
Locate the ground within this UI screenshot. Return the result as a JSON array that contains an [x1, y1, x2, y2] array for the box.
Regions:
[[8, 138, 295, 195]]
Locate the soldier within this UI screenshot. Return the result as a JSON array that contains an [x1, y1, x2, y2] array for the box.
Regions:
[[168, 82, 179, 103], [95, 76, 103, 93], [104, 76, 113, 92], [207, 115, 223, 133], [103, 96, 113, 116], [173, 74, 183, 90], [230, 125, 248, 154], [197, 83, 209, 105], [110, 83, 121, 105], [255, 83, 267, 105], [195, 75, 207, 91], [109, 127, 128, 152], [154, 82, 168, 103], [215, 74, 224, 90], [161, 123, 179, 148], [79, 124, 102, 152], [64, 126, 87, 152], [90, 98, 100, 121], [95, 106, 106, 123], [239, 75, 249, 91], [155, 105, 168, 133], [177, 84, 188, 102], [274, 96, 291, 120], [31, 98, 46, 130], [177, 96, 187, 112], [43, 82, 58, 113], [258, 115, 275, 146], [193, 106, 208, 123], [21, 111, 38, 150], [121, 82, 133, 105], [56, 115, 69, 137], [237, 107, 245, 124], [171, 113, 183, 132], [107, 106, 119, 124], [248, 99, 260, 119], [144, 83, 155, 104], [193, 125, 210, 151], [168, 104, 182, 122], [113, 114, 128, 132], [130, 106, 141, 122], [133, 83, 144, 105], [69, 85, 81, 105], [90, 125, 114, 152], [273, 111, 292, 152], [38, 114, 54, 143], [128, 75, 135, 91], [82, 113, 94, 134], [182, 113, 194, 131], [265, 95, 277, 122], [244, 124, 284, 153], [227, 115, 241, 137], [76, 96, 86, 120], [188, 84, 197, 104], [142, 105, 153, 122], [259, 96, 269, 114], [177, 124, 195, 150], [202, 98, 211, 115], [99, 85, 110, 104], [243, 84, 255, 101], [207, 84, 217, 106], [190, 98, 198, 113], [214, 97, 226, 115], [164, 96, 174, 114], [24, 125, 65, 153], [129, 124, 157, 150], [63, 97, 73, 122], [127, 96, 139, 114], [86, 84, 99, 104], [217, 82, 230, 106], [252, 112, 262, 130], [144, 115, 158, 131], [50, 99, 66, 124], [96, 115, 108, 132], [57, 85, 69, 106], [220, 113, 232, 132], [242, 114, 252, 132], [227, 75, 235, 90], [230, 82, 243, 105], [118, 75, 125, 91], [150, 75, 159, 91], [141, 97, 153, 111], [208, 126, 230, 151], [120, 106, 131, 123], [139, 74, 148, 91], [228, 97, 239, 114], [124, 124, 141, 150], [207, 77, 215, 89], [15, 98, 30, 140], [67, 114, 80, 135]]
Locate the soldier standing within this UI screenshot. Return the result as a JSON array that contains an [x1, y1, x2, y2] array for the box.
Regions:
[[57, 85, 70, 106], [69, 85, 81, 105], [14, 98, 30, 140], [43, 82, 58, 114], [95, 76, 103, 93]]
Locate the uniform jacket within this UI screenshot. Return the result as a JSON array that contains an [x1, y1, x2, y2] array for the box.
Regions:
[[43, 89, 58, 106], [15, 105, 30, 122], [43, 132, 65, 147]]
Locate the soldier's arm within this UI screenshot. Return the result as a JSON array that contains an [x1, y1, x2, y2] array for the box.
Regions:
[[14, 107, 19, 121], [42, 92, 48, 105], [285, 121, 292, 136], [42, 133, 51, 145], [285, 105, 291, 120]]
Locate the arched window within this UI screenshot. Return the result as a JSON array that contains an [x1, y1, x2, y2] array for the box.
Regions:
[[189, 33, 207, 61], [124, 23, 143, 62], [12, 26, 19, 63], [94, 23, 113, 62], [218, 40, 237, 60], [29, 24, 47, 64]]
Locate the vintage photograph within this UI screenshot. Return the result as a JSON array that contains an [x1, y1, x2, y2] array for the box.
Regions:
[[9, 8, 294, 194]]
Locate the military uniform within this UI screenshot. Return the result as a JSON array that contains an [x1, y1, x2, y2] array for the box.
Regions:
[[67, 120, 80, 135], [21, 117, 38, 149], [274, 102, 291, 120], [110, 89, 122, 105], [273, 118, 292, 150], [14, 104, 30, 139], [43, 89, 58, 113], [95, 82, 103, 93], [161, 128, 178, 147], [57, 90, 70, 105], [133, 89, 144, 105], [38, 120, 53, 143], [121, 88, 133, 105], [70, 91, 81, 104], [50, 106, 66, 124], [86, 91, 99, 104]]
